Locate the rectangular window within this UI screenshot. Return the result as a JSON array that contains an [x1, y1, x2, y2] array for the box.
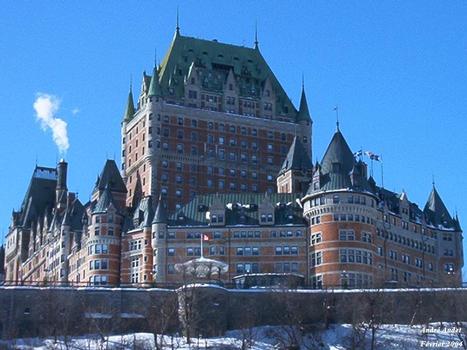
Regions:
[[311, 251, 322, 266]]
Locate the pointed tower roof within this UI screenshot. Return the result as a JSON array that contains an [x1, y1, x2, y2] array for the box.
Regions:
[[123, 87, 135, 122], [315, 129, 356, 191], [153, 196, 168, 224], [93, 185, 114, 213], [142, 196, 154, 227], [423, 186, 454, 228], [95, 160, 127, 193], [148, 64, 162, 97], [278, 136, 313, 176], [296, 84, 311, 123], [321, 130, 355, 175]]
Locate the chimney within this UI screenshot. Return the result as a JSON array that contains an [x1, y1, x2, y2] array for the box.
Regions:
[[56, 159, 68, 209]]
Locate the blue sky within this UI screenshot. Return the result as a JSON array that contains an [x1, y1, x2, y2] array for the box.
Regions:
[[1, 1, 466, 276]]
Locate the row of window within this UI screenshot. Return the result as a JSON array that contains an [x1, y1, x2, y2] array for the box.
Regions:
[[89, 259, 108, 270], [275, 246, 299, 256], [93, 228, 114, 236], [376, 229, 435, 254], [87, 244, 109, 255], [310, 195, 375, 208], [339, 249, 373, 265], [271, 230, 304, 238], [380, 247, 435, 271], [333, 214, 374, 225]]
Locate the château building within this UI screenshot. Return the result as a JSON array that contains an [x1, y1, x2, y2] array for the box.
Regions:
[[121, 26, 312, 212], [2, 27, 463, 289]]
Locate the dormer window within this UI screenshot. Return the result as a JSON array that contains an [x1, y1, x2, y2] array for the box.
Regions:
[[267, 214, 273, 222]]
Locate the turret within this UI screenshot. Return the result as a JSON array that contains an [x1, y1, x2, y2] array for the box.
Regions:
[[122, 86, 135, 123], [151, 196, 168, 283]]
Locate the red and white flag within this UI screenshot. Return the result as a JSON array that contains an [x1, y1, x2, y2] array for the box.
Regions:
[[202, 234, 210, 241]]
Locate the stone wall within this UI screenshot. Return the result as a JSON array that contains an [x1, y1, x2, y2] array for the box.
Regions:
[[1, 286, 466, 339]]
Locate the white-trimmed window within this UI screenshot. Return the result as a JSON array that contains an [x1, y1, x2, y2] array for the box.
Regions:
[[339, 230, 355, 240], [311, 232, 322, 245], [310, 251, 323, 266]]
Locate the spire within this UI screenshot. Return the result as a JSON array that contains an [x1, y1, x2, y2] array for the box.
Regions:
[[175, 7, 180, 36], [93, 185, 114, 214], [148, 60, 162, 97], [254, 21, 259, 49], [424, 185, 454, 228], [153, 195, 167, 224], [321, 129, 355, 176], [94, 160, 127, 194], [278, 136, 313, 176], [143, 196, 154, 227], [123, 84, 135, 122], [296, 80, 311, 123], [334, 105, 340, 131]]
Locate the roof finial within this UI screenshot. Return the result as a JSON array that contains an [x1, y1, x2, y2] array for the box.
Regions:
[[176, 7, 180, 35], [254, 21, 259, 49], [334, 105, 340, 131], [432, 174, 435, 188], [301, 73, 305, 90], [154, 48, 157, 68], [129, 75, 133, 92]]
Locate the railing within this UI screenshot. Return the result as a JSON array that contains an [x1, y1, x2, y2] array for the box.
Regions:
[[1, 279, 466, 290]]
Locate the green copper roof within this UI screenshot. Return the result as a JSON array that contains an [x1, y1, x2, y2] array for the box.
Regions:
[[169, 193, 305, 227], [148, 65, 162, 97], [296, 87, 311, 122], [123, 89, 135, 122], [157, 33, 297, 118]]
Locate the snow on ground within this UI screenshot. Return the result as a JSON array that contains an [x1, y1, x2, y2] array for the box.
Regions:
[[1, 323, 465, 349]]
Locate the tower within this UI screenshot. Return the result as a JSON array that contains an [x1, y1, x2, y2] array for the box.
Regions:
[[276, 136, 313, 194], [151, 196, 168, 283], [121, 29, 313, 212]]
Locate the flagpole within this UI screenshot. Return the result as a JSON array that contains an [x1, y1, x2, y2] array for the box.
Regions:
[[200, 234, 204, 258]]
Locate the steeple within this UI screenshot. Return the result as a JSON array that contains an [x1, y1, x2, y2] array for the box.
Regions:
[[123, 84, 135, 122], [321, 129, 355, 176], [278, 136, 313, 176], [148, 62, 162, 98], [175, 7, 180, 37], [296, 80, 311, 123], [153, 195, 167, 224], [423, 185, 454, 228], [254, 21, 259, 50]]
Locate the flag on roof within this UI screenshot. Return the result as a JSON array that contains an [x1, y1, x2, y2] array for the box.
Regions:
[[365, 151, 381, 161], [353, 150, 363, 158]]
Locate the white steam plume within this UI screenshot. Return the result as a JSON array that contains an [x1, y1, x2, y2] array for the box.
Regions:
[[33, 93, 70, 154]]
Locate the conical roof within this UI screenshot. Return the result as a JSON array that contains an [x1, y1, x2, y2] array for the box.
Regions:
[[321, 130, 355, 175], [153, 196, 167, 224], [95, 160, 127, 193], [278, 136, 313, 176], [143, 196, 154, 227], [123, 89, 135, 122], [423, 186, 454, 228], [309, 130, 356, 193], [93, 186, 114, 213], [148, 65, 162, 97], [296, 86, 311, 123]]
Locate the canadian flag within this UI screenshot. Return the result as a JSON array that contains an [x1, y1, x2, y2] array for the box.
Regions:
[[202, 234, 210, 241]]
